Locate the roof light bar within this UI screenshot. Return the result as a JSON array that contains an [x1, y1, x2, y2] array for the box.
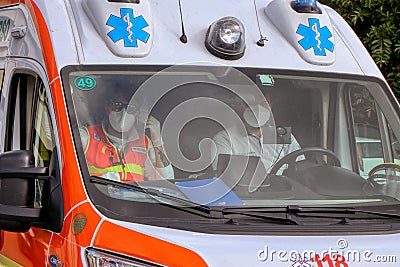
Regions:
[[293, 0, 321, 14]]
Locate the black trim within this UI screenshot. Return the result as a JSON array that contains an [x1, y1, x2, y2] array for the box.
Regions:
[[205, 40, 245, 61], [0, 69, 5, 103], [61, 65, 400, 233], [19, 76, 27, 150], [344, 86, 360, 172], [327, 84, 337, 152], [5, 75, 21, 151]]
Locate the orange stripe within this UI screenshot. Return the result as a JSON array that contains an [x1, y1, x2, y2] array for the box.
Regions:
[[0, 0, 19, 6], [0, 0, 88, 210], [94, 221, 208, 267], [0, 0, 88, 216], [24, 0, 88, 211]]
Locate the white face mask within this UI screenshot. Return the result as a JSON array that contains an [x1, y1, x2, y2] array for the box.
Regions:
[[243, 104, 271, 128], [108, 110, 136, 133], [137, 109, 149, 125]]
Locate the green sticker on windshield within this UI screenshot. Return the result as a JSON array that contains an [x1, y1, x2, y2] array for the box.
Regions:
[[257, 75, 275, 86], [74, 76, 97, 91]]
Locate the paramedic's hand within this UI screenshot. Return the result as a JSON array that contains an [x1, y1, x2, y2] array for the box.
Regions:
[[146, 116, 163, 147]]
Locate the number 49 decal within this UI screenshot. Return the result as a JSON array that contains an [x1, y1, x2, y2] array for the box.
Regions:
[[74, 76, 97, 91]]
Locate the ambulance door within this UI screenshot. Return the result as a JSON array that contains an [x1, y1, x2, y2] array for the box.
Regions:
[[0, 59, 59, 266]]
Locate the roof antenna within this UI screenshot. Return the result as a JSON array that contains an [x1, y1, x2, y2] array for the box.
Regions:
[[253, 0, 268, 47], [178, 0, 187, 43]]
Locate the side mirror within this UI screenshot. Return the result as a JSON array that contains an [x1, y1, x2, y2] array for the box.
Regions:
[[0, 150, 63, 232]]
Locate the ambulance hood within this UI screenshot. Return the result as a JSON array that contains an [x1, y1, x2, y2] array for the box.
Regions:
[[95, 219, 400, 266]]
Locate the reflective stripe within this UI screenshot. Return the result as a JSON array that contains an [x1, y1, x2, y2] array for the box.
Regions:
[[124, 163, 145, 175], [0, 255, 23, 267], [146, 136, 151, 152], [88, 163, 144, 176], [130, 146, 147, 154], [83, 126, 90, 154]]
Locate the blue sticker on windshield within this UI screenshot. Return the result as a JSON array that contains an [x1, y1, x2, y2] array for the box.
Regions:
[[74, 76, 96, 91], [297, 18, 334, 56], [106, 8, 150, 47]]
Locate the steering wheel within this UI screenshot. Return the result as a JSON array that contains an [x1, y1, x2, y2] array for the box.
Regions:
[[269, 147, 341, 175], [368, 163, 400, 178], [367, 163, 400, 189]]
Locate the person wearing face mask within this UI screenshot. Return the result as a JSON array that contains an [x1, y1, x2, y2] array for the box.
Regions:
[[212, 93, 301, 172], [80, 95, 174, 182]]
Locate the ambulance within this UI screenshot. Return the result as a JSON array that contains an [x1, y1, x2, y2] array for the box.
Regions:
[[0, 0, 400, 266]]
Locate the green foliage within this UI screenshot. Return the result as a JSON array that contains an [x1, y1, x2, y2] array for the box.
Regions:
[[351, 87, 376, 122], [320, 0, 400, 98]]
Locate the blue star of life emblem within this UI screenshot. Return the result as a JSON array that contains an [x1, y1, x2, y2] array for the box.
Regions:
[[296, 18, 334, 56], [106, 8, 150, 47]]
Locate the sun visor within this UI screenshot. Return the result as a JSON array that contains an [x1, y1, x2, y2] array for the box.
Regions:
[[265, 0, 335, 65], [82, 0, 152, 58]]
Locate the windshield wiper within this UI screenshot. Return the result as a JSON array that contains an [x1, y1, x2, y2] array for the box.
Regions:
[[90, 176, 224, 218], [222, 209, 301, 225], [223, 205, 400, 221], [90, 177, 302, 225], [285, 206, 400, 220], [341, 208, 400, 220]]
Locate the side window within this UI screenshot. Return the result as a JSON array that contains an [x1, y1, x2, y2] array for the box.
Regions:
[[6, 74, 36, 151], [31, 81, 55, 167], [388, 124, 400, 164], [349, 85, 400, 179], [5, 74, 55, 207], [5, 74, 55, 162], [349, 86, 384, 177]]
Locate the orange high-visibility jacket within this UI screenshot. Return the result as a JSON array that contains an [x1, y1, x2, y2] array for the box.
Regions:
[[84, 125, 149, 182]]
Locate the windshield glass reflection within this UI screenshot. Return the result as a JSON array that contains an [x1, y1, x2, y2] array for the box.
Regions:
[[67, 66, 400, 208]]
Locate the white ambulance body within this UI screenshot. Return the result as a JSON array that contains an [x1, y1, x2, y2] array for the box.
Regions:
[[0, 0, 399, 266]]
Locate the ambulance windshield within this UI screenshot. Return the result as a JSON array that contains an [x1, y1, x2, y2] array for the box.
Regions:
[[65, 65, 400, 209]]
